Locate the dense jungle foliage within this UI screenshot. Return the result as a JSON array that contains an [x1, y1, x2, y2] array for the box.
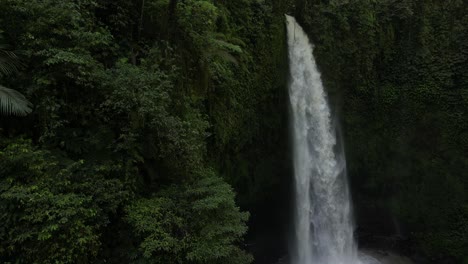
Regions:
[[0, 0, 467, 263], [0, 0, 290, 263], [296, 0, 468, 263]]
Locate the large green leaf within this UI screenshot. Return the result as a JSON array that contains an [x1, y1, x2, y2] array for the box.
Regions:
[[0, 85, 32, 116]]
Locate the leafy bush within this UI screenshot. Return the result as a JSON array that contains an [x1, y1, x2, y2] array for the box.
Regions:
[[0, 140, 130, 263]]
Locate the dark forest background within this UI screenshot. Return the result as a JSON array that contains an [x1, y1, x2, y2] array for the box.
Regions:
[[0, 0, 466, 263]]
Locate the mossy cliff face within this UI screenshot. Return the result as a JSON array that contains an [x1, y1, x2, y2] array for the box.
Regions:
[[295, 1, 468, 262], [207, 6, 292, 263]]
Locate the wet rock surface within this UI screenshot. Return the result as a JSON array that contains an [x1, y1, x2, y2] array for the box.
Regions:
[[360, 249, 415, 264]]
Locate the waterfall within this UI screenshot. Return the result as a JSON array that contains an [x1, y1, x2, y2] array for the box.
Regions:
[[286, 15, 359, 264]]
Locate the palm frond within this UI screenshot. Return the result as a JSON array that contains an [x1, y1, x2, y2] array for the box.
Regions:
[[0, 50, 21, 77], [0, 32, 22, 77], [0, 85, 32, 116]]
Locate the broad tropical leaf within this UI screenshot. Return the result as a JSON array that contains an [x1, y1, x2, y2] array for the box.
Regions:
[[0, 85, 32, 116]]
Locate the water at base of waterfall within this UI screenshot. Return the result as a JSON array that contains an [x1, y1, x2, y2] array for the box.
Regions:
[[285, 15, 382, 264]]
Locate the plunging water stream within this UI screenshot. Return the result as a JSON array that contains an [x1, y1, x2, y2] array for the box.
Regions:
[[286, 15, 378, 264]]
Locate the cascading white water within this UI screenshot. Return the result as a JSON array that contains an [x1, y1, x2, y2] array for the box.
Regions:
[[286, 15, 360, 264]]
